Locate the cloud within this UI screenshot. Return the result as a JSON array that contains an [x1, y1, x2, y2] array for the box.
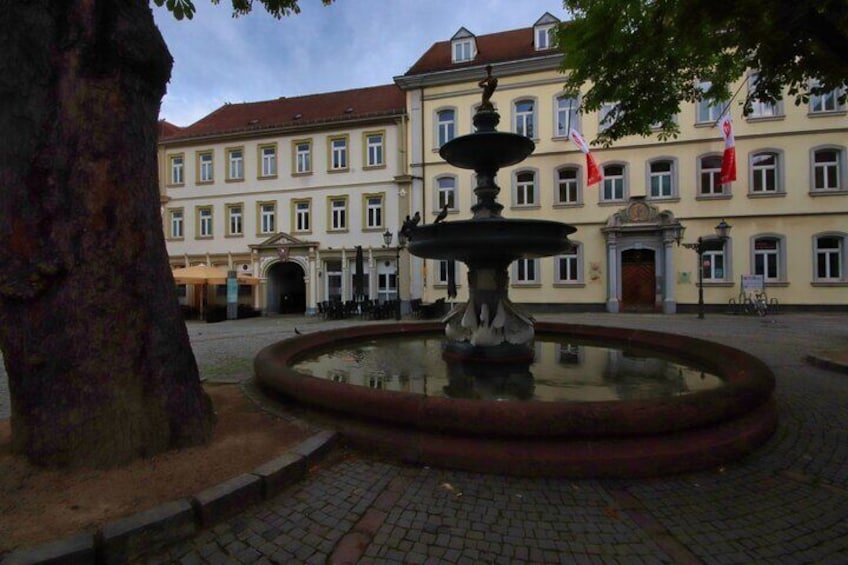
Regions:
[[155, 0, 566, 126]]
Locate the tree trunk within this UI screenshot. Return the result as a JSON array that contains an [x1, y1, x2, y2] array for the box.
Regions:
[[0, 0, 215, 467]]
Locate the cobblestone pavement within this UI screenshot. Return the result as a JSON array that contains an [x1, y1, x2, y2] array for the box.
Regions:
[[3, 313, 847, 563]]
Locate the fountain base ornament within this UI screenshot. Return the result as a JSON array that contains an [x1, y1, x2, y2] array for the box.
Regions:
[[406, 65, 575, 358]]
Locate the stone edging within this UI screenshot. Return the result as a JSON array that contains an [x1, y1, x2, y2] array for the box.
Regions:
[[0, 430, 338, 565]]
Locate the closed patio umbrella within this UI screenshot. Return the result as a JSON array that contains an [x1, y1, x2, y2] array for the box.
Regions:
[[354, 246, 364, 298]]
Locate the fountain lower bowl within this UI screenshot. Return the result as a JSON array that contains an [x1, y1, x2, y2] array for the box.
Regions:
[[255, 322, 777, 478], [407, 218, 577, 263]]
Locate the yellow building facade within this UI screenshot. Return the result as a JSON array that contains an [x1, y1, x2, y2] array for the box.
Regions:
[[394, 13, 848, 313]]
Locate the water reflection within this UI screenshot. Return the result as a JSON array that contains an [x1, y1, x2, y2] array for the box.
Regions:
[[292, 336, 723, 402]]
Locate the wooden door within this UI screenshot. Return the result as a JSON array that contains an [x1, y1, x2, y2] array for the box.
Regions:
[[621, 249, 656, 312]]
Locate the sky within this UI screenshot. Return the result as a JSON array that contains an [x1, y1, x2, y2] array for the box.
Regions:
[[153, 0, 567, 127]]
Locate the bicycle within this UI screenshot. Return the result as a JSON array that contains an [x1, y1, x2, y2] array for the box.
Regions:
[[745, 291, 768, 316]]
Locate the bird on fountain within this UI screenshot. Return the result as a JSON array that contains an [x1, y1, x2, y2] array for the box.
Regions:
[[434, 204, 449, 224]]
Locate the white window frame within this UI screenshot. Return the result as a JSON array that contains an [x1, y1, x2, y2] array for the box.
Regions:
[[260, 145, 277, 177], [330, 198, 347, 231], [813, 234, 845, 282], [365, 195, 383, 230], [227, 204, 243, 236], [198, 152, 213, 183], [811, 146, 846, 192], [227, 148, 244, 181], [749, 150, 783, 195], [365, 132, 384, 167], [452, 38, 474, 63], [696, 80, 726, 124], [752, 235, 786, 282], [259, 203, 276, 235], [377, 260, 397, 302], [697, 154, 729, 197], [514, 99, 536, 139], [747, 71, 782, 118], [598, 102, 618, 132], [198, 207, 213, 238], [436, 108, 456, 148], [435, 175, 458, 212], [169, 209, 183, 239], [535, 24, 555, 50], [601, 163, 627, 202], [436, 260, 459, 287], [555, 166, 582, 206], [554, 243, 582, 284], [647, 158, 677, 200], [513, 258, 540, 285], [169, 155, 184, 185], [294, 140, 312, 174], [809, 82, 845, 114], [554, 96, 579, 138], [513, 169, 537, 207], [329, 136, 348, 171], [294, 200, 311, 233]]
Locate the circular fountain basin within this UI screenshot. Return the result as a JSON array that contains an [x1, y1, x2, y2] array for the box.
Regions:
[[439, 131, 535, 170], [407, 218, 577, 263], [254, 322, 777, 478]]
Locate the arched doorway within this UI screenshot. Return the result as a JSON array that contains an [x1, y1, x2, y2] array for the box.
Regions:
[[621, 248, 656, 312], [267, 261, 306, 314]]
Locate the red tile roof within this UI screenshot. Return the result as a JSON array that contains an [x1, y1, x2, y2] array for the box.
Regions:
[[404, 27, 556, 76], [161, 84, 406, 142], [158, 119, 182, 138]]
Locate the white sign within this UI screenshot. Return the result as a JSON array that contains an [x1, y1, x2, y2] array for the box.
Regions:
[[741, 275, 764, 292]]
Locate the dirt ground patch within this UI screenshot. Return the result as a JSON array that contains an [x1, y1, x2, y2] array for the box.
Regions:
[[0, 384, 313, 554]]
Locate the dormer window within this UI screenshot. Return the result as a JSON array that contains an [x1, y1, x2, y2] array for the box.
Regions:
[[450, 27, 476, 63], [533, 13, 560, 51]]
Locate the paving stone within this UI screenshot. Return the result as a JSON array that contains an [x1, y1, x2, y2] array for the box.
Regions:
[[98, 498, 196, 564], [191, 474, 263, 527]]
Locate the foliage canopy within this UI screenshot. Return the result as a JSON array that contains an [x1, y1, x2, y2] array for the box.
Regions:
[[557, 0, 848, 145], [154, 0, 333, 21]]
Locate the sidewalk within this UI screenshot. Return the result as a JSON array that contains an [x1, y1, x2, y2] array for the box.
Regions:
[[3, 312, 848, 563]]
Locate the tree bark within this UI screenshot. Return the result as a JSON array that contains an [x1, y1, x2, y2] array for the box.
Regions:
[[0, 0, 215, 467]]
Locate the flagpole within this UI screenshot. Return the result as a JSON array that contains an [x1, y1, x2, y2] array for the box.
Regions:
[[711, 78, 748, 127]]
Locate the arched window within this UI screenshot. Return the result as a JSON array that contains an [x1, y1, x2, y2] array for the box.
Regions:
[[749, 151, 782, 194], [554, 242, 583, 284], [554, 96, 579, 137], [434, 175, 457, 211], [555, 166, 581, 205], [751, 235, 786, 282], [647, 158, 676, 199], [601, 163, 627, 202], [698, 154, 728, 196], [436, 109, 456, 147], [513, 170, 537, 207], [813, 234, 846, 282], [514, 99, 535, 138]]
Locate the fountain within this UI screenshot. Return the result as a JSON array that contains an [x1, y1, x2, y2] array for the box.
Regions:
[[255, 69, 776, 477]]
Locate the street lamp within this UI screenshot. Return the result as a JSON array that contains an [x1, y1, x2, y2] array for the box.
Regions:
[[383, 229, 408, 320], [681, 219, 732, 319]]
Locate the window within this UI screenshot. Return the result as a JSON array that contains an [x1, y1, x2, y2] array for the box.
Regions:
[[750, 151, 780, 194], [436, 260, 458, 286], [377, 260, 397, 302], [437, 109, 456, 147], [364, 194, 383, 230], [556, 166, 581, 205], [535, 24, 555, 50], [197, 206, 213, 238], [259, 144, 277, 177], [293, 199, 311, 233], [259, 202, 276, 235], [168, 209, 184, 239], [169, 155, 184, 185], [329, 197, 347, 231], [554, 244, 581, 284], [514, 258, 539, 284], [698, 154, 728, 196], [514, 170, 537, 206], [809, 82, 844, 113], [696, 80, 725, 124], [325, 260, 343, 302], [648, 159, 675, 199], [598, 102, 618, 132], [702, 248, 726, 281], [436, 176, 457, 211], [555, 96, 579, 137], [814, 235, 844, 281], [197, 151, 213, 183], [753, 237, 784, 282], [514, 100, 535, 138], [294, 140, 312, 174], [601, 164, 626, 202], [812, 148, 842, 191], [226, 204, 243, 236], [452, 38, 474, 63], [328, 136, 348, 171], [747, 72, 781, 118], [364, 132, 384, 168], [227, 148, 244, 181]]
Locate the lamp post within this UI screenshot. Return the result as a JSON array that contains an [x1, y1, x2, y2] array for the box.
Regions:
[[681, 219, 732, 319], [383, 229, 407, 320]]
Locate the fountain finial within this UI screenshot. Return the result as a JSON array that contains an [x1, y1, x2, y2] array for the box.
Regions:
[[478, 65, 498, 112]]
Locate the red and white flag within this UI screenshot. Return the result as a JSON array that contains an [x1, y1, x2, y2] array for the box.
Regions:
[[719, 115, 736, 184], [568, 128, 603, 186]]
